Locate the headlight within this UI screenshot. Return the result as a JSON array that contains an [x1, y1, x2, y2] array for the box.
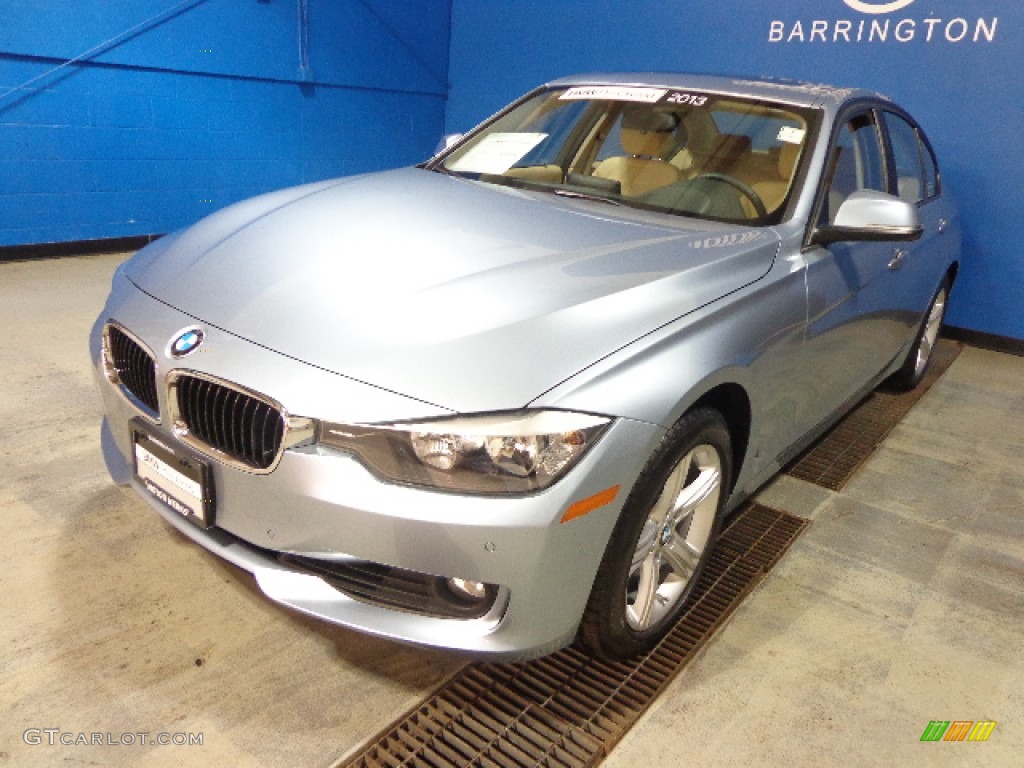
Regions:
[[318, 410, 611, 494]]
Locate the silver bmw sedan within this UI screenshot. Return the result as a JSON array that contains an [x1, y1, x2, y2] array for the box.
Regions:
[[91, 73, 960, 660]]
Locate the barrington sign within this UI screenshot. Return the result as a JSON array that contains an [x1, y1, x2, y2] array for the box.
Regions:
[[770, 0, 999, 45]]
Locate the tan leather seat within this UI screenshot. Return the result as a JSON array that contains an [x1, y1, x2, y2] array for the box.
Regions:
[[672, 134, 757, 183], [751, 142, 802, 215], [593, 110, 682, 196], [706, 135, 753, 178]]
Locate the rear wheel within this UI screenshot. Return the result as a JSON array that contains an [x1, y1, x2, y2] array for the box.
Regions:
[[578, 408, 732, 660], [887, 278, 949, 392]]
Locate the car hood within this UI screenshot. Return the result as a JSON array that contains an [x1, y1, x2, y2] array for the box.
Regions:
[[127, 168, 780, 414]]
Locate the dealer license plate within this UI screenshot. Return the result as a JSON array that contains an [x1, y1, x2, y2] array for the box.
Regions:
[[132, 427, 215, 529]]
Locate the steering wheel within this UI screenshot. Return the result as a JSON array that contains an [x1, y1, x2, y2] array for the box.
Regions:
[[693, 173, 768, 222]]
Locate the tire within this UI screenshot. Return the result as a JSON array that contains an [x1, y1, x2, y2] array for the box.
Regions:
[[578, 407, 733, 660], [886, 278, 950, 392]]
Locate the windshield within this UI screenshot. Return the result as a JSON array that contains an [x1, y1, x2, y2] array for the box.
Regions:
[[433, 85, 818, 225]]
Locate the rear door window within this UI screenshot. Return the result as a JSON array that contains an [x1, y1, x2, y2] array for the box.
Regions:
[[883, 111, 940, 201]]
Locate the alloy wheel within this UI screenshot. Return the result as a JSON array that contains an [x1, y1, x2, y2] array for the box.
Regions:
[[624, 443, 722, 631]]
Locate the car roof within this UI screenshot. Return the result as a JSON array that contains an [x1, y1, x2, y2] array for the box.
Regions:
[[546, 72, 887, 110]]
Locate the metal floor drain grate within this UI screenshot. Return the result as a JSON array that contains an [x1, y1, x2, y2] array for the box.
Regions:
[[785, 340, 961, 491], [340, 503, 808, 768]]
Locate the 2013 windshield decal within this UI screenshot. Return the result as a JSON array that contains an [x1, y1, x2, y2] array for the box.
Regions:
[[843, 0, 916, 14]]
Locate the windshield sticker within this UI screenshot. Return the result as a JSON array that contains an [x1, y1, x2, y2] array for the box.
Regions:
[[448, 132, 548, 174], [560, 86, 667, 103], [777, 126, 806, 144]]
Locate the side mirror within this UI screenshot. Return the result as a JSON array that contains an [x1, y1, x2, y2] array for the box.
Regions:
[[812, 190, 923, 245], [432, 133, 465, 156]]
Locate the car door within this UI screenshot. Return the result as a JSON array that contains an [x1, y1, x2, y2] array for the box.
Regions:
[[798, 107, 911, 428], [879, 110, 960, 340]]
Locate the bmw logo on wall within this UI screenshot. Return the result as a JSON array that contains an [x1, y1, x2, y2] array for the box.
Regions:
[[169, 327, 205, 358]]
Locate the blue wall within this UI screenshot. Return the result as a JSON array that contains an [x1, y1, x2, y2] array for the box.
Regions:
[[447, 0, 1024, 340], [1, 0, 1021, 339], [0, 0, 450, 246]]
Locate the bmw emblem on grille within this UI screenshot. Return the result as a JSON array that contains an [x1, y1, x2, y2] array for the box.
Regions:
[[170, 327, 205, 358]]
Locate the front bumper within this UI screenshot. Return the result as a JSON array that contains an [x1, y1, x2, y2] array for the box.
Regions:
[[92, 280, 662, 659]]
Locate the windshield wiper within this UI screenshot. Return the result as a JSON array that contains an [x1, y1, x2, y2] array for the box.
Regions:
[[552, 188, 625, 207]]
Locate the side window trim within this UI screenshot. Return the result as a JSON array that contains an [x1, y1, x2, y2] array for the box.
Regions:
[[870, 108, 891, 194], [917, 124, 942, 200]]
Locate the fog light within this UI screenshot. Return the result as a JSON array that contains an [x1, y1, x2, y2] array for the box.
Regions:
[[447, 577, 488, 601]]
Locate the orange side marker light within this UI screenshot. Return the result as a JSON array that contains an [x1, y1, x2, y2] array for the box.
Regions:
[[561, 485, 621, 524]]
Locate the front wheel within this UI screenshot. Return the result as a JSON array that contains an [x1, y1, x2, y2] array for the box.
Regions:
[[886, 278, 950, 392], [578, 408, 732, 660]]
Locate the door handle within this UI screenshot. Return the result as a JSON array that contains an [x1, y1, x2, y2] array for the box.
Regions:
[[888, 248, 907, 270]]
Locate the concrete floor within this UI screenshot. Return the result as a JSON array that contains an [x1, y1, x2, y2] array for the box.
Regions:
[[1, 252, 1021, 767], [604, 348, 1024, 767]]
